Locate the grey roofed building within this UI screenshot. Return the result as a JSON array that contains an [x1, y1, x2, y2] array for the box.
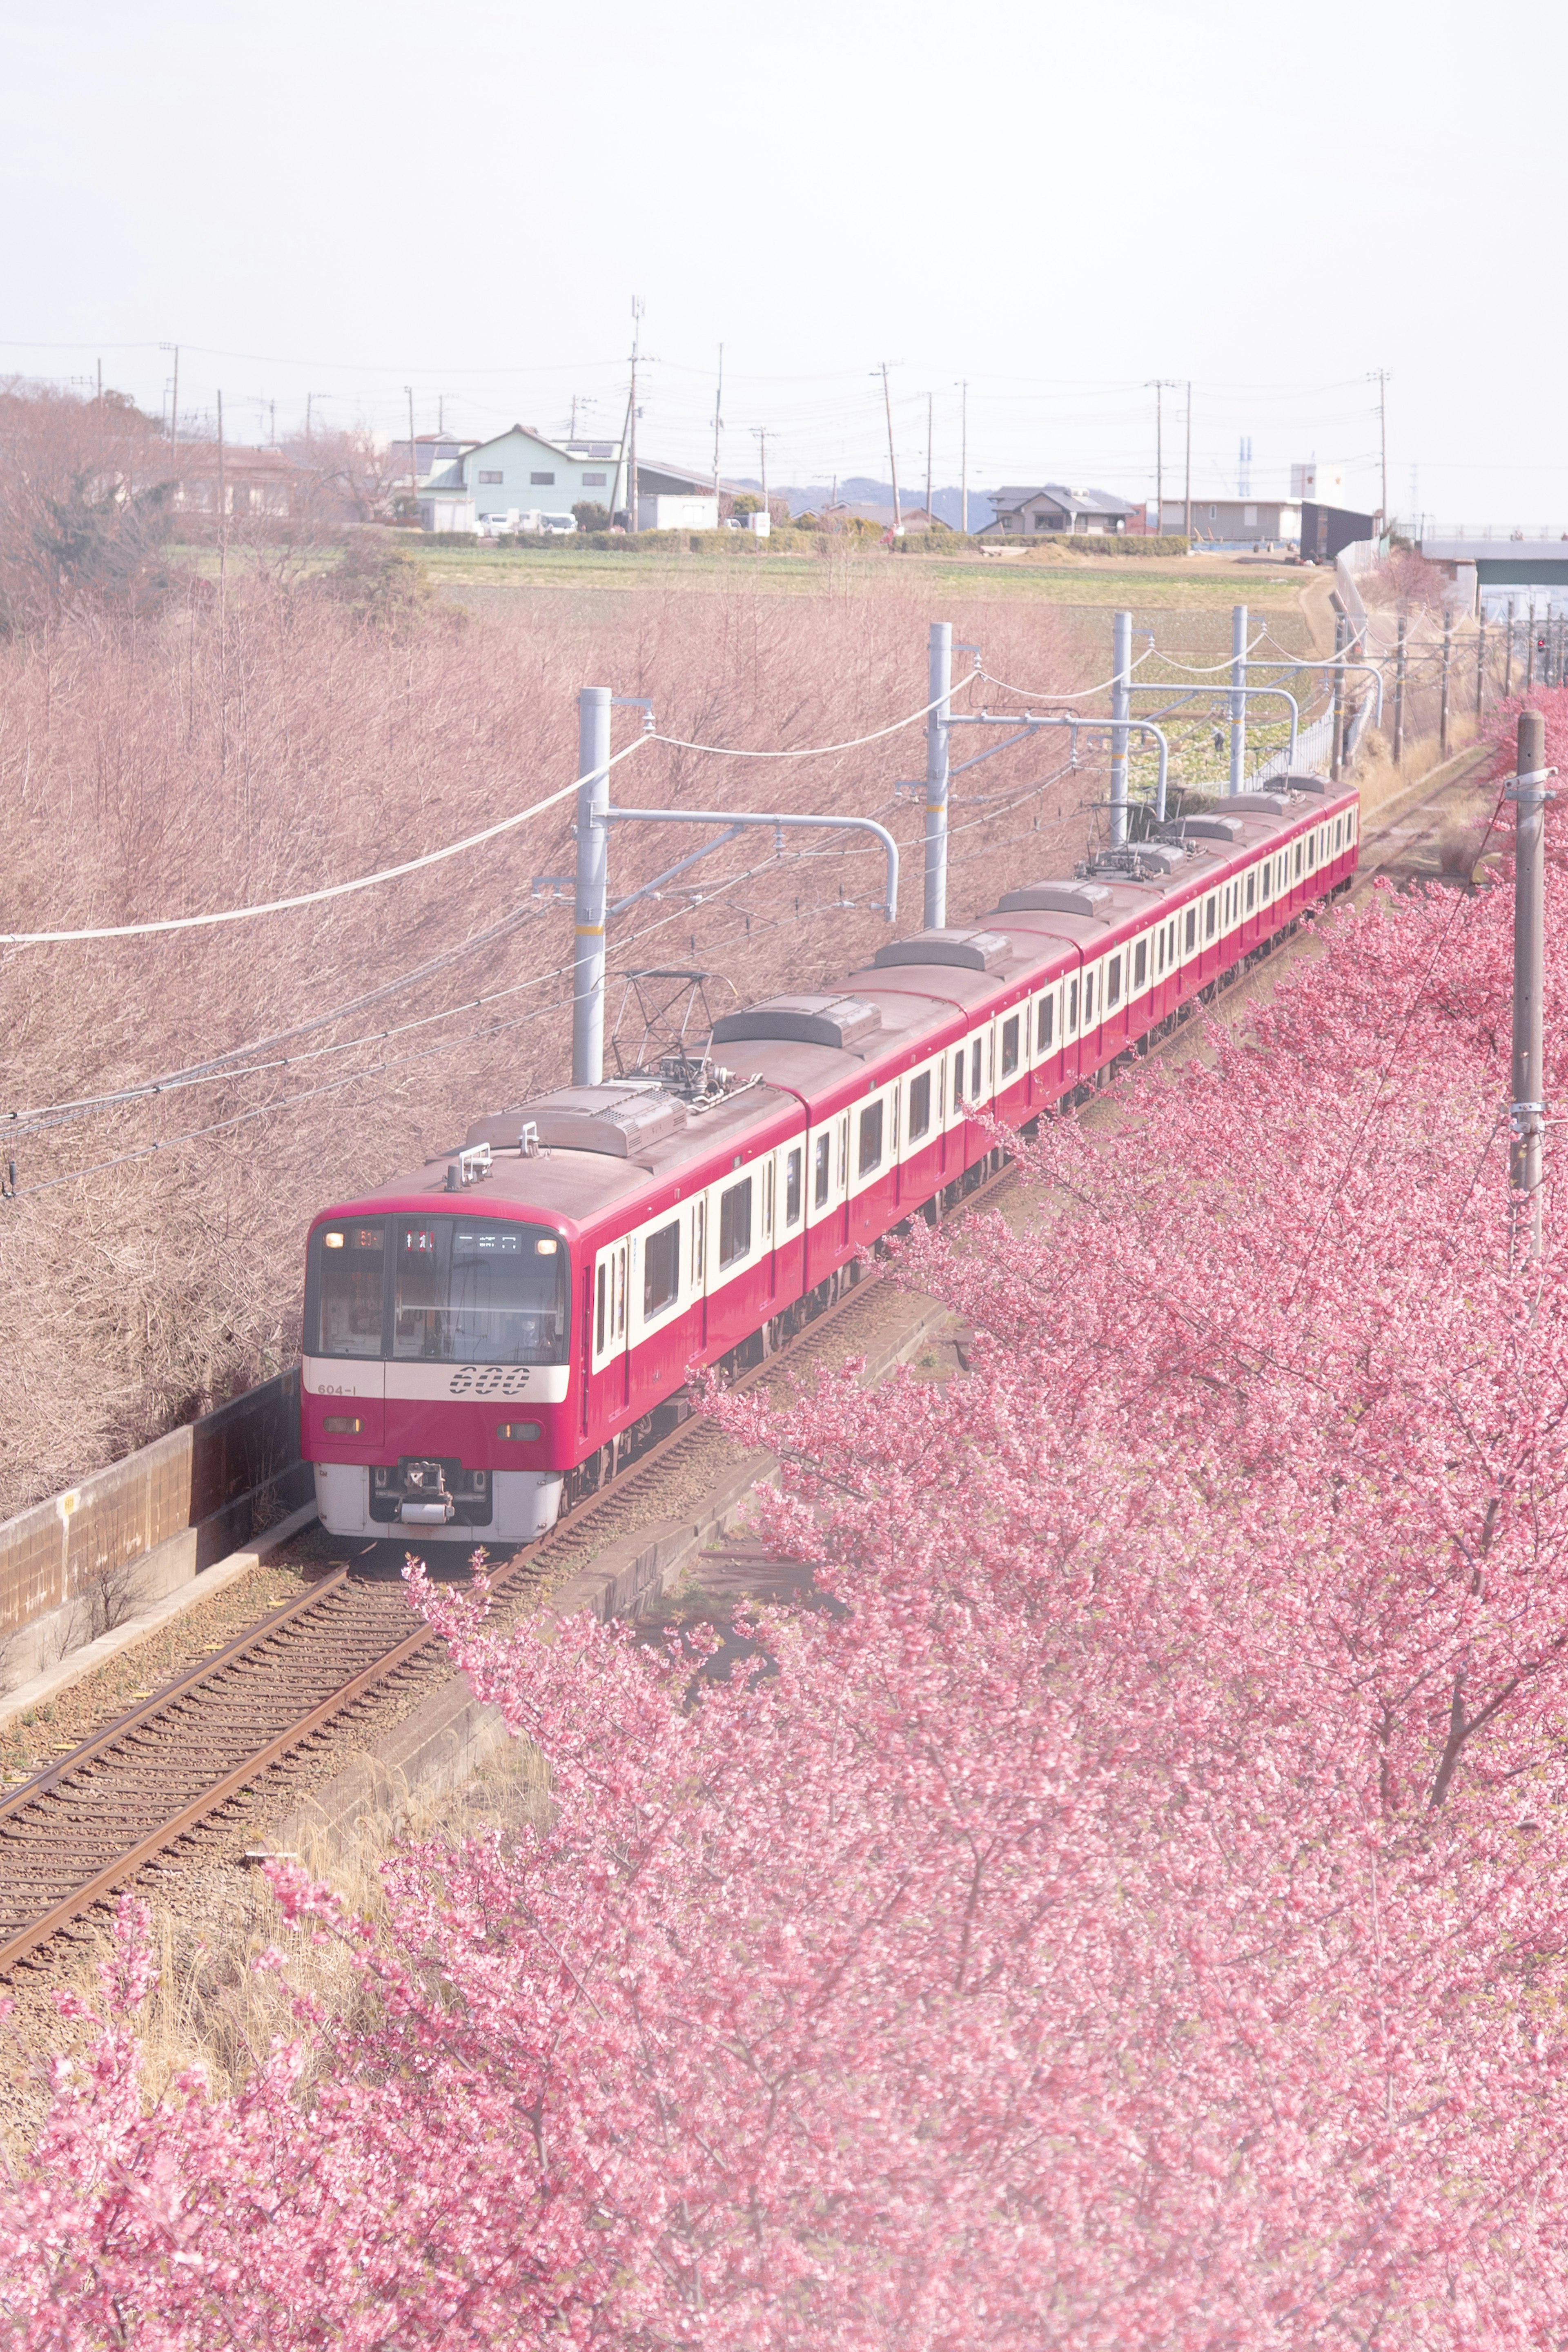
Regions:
[[982, 483, 1139, 537]]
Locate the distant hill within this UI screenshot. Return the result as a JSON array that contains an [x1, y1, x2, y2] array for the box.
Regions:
[[731, 474, 998, 534]]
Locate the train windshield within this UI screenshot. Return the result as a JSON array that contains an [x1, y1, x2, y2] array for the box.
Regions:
[[392, 1218, 569, 1364], [307, 1216, 570, 1364]]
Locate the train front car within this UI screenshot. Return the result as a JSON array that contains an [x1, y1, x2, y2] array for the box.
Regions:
[[301, 1172, 577, 1546]]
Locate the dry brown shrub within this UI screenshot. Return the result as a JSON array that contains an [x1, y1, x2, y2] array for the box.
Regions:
[[0, 559, 1094, 1513]]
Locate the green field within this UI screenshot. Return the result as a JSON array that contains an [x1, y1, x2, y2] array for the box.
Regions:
[[405, 534, 1315, 610]]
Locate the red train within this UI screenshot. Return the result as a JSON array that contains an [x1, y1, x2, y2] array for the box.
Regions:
[[301, 777, 1359, 1543]]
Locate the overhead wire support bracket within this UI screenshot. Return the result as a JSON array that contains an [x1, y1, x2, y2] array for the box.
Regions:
[[600, 807, 900, 922]]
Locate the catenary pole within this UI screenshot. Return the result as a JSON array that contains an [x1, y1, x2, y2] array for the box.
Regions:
[[1228, 602, 1247, 794], [1440, 611, 1452, 757], [572, 688, 612, 1085], [1506, 598, 1515, 699], [924, 392, 933, 532], [1183, 381, 1192, 541], [1477, 615, 1487, 715], [1330, 614, 1345, 782], [1393, 612, 1407, 763], [1110, 609, 1131, 847], [1510, 705, 1549, 1261], [924, 621, 952, 926], [960, 380, 968, 534]]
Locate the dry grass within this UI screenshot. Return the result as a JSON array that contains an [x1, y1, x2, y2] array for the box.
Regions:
[[0, 550, 1095, 1515]]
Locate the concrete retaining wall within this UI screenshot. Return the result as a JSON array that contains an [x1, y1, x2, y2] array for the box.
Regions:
[[0, 1371, 310, 1686]]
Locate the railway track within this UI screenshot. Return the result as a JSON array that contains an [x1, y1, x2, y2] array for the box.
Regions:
[[1, 748, 1492, 1979], [0, 1206, 992, 1977]]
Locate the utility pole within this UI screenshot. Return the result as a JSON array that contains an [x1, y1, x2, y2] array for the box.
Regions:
[[405, 384, 416, 520], [959, 379, 968, 535], [1110, 609, 1131, 847], [1393, 613, 1407, 762], [924, 392, 933, 531], [1229, 603, 1247, 794], [924, 621, 952, 927], [712, 343, 723, 498], [1368, 369, 1390, 525], [573, 687, 612, 1086], [1527, 602, 1536, 695], [305, 392, 313, 442], [1506, 597, 1516, 699], [881, 363, 902, 536], [160, 342, 179, 448], [96, 357, 102, 405], [1154, 381, 1164, 528], [1440, 611, 1452, 757], [269, 398, 276, 447], [628, 297, 644, 534], [754, 426, 769, 527], [1509, 705, 1550, 1261], [1183, 381, 1192, 541]]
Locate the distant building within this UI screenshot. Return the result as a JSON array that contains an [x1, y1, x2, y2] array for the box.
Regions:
[[1298, 501, 1376, 563], [165, 443, 301, 518], [981, 485, 1139, 537], [418, 424, 624, 530], [1159, 498, 1302, 548]]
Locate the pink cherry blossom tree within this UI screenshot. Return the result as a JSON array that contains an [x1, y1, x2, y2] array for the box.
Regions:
[[7, 702, 1568, 2345]]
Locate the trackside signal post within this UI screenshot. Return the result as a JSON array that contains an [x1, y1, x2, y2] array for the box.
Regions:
[[1510, 707, 1552, 1262]]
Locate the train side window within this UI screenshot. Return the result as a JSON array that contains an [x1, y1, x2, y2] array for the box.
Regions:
[[1156, 928, 1165, 975], [1334, 817, 1343, 851], [953, 1049, 965, 1103], [692, 1200, 706, 1285], [908, 1069, 931, 1141], [643, 1221, 680, 1320], [1307, 831, 1316, 871], [1294, 841, 1303, 877], [785, 1146, 802, 1226], [1135, 938, 1147, 989], [763, 1160, 775, 1239], [1262, 862, 1272, 902], [1107, 956, 1122, 1009], [837, 1115, 849, 1186], [858, 1100, 884, 1176], [971, 1036, 983, 1096], [1001, 1015, 1020, 1077], [1038, 993, 1055, 1050], [813, 1133, 830, 1208], [1083, 969, 1096, 1025], [1205, 895, 1216, 940], [1184, 907, 1196, 953], [1066, 977, 1079, 1033], [718, 1178, 752, 1268], [1246, 871, 1256, 911], [614, 1246, 626, 1337], [595, 1261, 608, 1354]]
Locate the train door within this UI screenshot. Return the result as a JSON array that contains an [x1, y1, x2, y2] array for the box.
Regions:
[[762, 1152, 777, 1302], [590, 1235, 631, 1423]]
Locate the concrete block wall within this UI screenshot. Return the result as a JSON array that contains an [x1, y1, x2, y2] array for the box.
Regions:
[[0, 1371, 310, 1686]]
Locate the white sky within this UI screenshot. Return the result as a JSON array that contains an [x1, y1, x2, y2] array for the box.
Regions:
[[0, 0, 1559, 527]]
